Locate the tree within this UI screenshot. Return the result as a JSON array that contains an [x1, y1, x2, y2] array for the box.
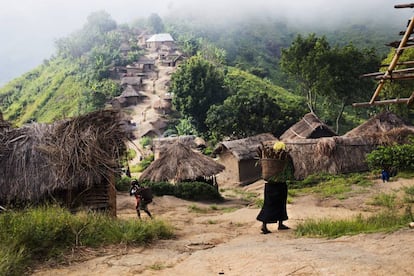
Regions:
[[206, 90, 282, 139], [320, 44, 379, 133], [280, 34, 330, 113], [148, 13, 164, 33], [281, 34, 380, 133], [170, 55, 228, 132]]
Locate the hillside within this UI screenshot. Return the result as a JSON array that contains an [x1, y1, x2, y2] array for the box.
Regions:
[[0, 11, 407, 133]]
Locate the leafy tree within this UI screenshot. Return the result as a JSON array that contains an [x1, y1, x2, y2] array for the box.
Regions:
[[170, 55, 228, 132], [147, 13, 165, 33], [319, 44, 379, 133], [206, 90, 282, 139], [175, 117, 198, 136], [280, 33, 330, 113]]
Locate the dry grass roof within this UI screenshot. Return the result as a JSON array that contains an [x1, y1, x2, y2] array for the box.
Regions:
[[139, 141, 224, 183], [213, 133, 276, 160], [280, 112, 337, 140], [344, 111, 414, 137], [0, 109, 131, 203]]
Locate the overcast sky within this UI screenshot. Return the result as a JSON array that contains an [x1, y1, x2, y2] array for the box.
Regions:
[[0, 0, 412, 86]]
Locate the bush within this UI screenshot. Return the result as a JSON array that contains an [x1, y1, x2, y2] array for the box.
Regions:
[[174, 182, 222, 201], [142, 182, 175, 196], [141, 181, 222, 201], [137, 154, 154, 172], [116, 176, 132, 192], [366, 141, 414, 171]]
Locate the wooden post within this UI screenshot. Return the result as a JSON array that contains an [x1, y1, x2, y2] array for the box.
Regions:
[[353, 98, 410, 107], [108, 173, 117, 217]]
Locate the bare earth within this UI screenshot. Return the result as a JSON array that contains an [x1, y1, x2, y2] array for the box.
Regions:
[[33, 178, 414, 276]]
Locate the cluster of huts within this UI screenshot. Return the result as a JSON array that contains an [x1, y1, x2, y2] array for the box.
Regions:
[[110, 32, 182, 112], [2, 31, 414, 215], [212, 112, 414, 185], [1, 109, 413, 215]]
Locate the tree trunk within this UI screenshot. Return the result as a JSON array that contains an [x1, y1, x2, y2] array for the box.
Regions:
[[335, 102, 345, 134]]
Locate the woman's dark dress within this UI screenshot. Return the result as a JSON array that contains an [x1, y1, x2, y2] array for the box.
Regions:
[[256, 182, 288, 223]]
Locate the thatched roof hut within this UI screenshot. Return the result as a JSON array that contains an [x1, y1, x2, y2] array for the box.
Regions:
[[139, 141, 224, 183], [0, 109, 132, 214], [280, 113, 337, 140], [285, 116, 414, 180], [344, 111, 414, 137], [153, 135, 198, 159], [213, 133, 276, 186], [285, 136, 376, 180]]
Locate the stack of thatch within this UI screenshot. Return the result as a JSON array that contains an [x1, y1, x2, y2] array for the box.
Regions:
[[0, 109, 131, 204]]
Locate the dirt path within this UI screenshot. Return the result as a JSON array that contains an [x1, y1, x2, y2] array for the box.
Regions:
[[32, 178, 414, 276]]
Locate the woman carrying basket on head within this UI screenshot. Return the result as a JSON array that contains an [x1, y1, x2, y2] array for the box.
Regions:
[[257, 141, 294, 234]]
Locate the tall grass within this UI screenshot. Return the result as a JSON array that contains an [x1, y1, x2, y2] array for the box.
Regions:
[[295, 211, 411, 238], [0, 206, 174, 276]]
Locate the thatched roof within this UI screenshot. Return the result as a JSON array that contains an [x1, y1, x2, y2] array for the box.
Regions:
[[280, 113, 337, 140], [285, 123, 414, 180], [139, 141, 224, 183], [344, 111, 414, 138], [0, 109, 131, 204], [285, 136, 374, 180], [120, 85, 141, 98], [0, 112, 11, 130], [121, 76, 141, 86], [154, 135, 196, 150], [213, 133, 276, 160]]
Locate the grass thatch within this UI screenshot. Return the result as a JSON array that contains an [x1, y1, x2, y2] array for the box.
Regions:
[[280, 112, 337, 140], [286, 136, 375, 180], [0, 109, 131, 204], [344, 111, 414, 138], [140, 141, 225, 183], [213, 133, 276, 160]]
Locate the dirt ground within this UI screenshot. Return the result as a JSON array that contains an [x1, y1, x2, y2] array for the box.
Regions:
[[33, 178, 414, 276]]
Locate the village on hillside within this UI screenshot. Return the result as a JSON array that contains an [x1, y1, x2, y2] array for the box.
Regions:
[[2, 22, 414, 214], [2, 3, 414, 275]]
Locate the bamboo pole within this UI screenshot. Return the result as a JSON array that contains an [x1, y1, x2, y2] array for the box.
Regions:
[[407, 91, 414, 105], [353, 98, 410, 107], [369, 16, 414, 104], [361, 67, 414, 78]]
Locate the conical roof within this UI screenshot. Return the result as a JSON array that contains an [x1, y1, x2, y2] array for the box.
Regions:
[[139, 141, 224, 182]]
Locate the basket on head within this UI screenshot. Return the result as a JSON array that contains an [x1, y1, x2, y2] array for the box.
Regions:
[[261, 158, 287, 181]]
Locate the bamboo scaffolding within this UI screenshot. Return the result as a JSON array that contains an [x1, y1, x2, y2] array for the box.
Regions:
[[354, 6, 414, 107]]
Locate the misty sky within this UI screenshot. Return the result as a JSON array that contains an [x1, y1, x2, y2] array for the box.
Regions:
[[0, 0, 412, 86]]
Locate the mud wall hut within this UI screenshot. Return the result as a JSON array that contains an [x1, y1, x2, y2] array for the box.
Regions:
[[213, 133, 276, 186], [286, 125, 414, 180], [0, 110, 131, 216]]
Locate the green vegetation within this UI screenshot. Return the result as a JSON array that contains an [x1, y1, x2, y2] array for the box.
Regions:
[[295, 212, 410, 238], [280, 34, 379, 133], [170, 55, 228, 132], [142, 181, 222, 201], [0, 206, 174, 276], [293, 173, 414, 238], [366, 138, 414, 171]]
